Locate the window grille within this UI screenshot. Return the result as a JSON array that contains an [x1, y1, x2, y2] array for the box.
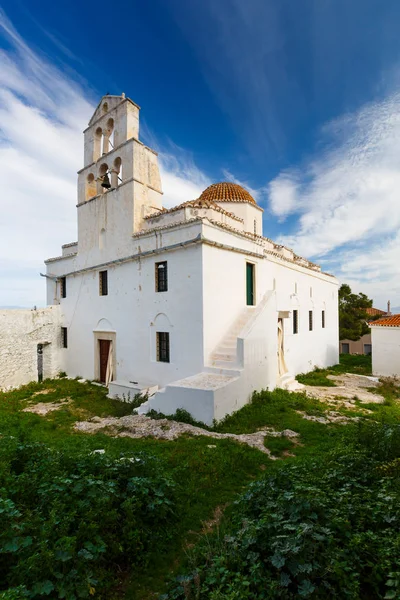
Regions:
[[99, 270, 108, 296], [309, 310, 313, 331], [61, 327, 68, 348], [156, 261, 168, 292], [157, 332, 170, 362], [293, 310, 299, 334]]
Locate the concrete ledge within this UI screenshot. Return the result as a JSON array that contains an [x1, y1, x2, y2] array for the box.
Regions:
[[108, 380, 158, 402]]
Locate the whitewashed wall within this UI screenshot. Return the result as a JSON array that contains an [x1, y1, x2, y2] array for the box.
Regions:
[[51, 244, 204, 386], [371, 327, 400, 377], [0, 307, 62, 390], [201, 223, 339, 375]]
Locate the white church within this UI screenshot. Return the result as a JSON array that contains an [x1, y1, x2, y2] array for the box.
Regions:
[[44, 94, 339, 424]]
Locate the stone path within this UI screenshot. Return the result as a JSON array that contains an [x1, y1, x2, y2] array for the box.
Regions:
[[303, 373, 383, 408], [74, 414, 298, 458]]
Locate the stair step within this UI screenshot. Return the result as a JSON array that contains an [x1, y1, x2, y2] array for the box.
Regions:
[[211, 352, 236, 361], [211, 359, 240, 369], [218, 344, 237, 353]]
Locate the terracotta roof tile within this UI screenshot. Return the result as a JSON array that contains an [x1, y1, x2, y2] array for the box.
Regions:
[[144, 198, 243, 222], [199, 182, 256, 204], [366, 307, 387, 316], [371, 314, 400, 327]]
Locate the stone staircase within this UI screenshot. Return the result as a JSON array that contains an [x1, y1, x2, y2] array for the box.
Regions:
[[278, 372, 305, 391], [209, 306, 256, 368]]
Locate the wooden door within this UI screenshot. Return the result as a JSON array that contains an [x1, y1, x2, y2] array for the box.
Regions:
[[246, 263, 254, 306], [99, 340, 111, 383]]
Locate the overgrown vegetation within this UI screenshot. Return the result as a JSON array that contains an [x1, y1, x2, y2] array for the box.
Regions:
[[164, 422, 400, 600], [0, 440, 175, 599], [339, 283, 373, 341], [0, 355, 399, 598]]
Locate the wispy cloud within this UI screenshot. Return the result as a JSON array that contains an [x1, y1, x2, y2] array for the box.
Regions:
[[268, 92, 400, 308], [0, 9, 93, 307], [0, 10, 212, 306]]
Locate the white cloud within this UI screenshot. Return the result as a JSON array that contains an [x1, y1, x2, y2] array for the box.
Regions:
[[268, 92, 400, 308], [0, 10, 211, 306], [159, 143, 211, 207], [268, 172, 299, 219]]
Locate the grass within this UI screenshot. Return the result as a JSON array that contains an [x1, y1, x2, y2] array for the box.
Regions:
[[0, 354, 399, 599], [296, 353, 372, 386]]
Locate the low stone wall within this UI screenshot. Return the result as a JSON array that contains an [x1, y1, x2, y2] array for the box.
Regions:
[[0, 306, 62, 390]]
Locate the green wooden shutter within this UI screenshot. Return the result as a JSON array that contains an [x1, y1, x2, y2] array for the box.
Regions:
[[246, 263, 254, 305]]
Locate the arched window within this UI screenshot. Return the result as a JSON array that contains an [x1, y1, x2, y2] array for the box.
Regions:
[[98, 163, 109, 194], [102, 102, 108, 113], [94, 127, 102, 161], [111, 157, 122, 188], [106, 118, 114, 151], [86, 173, 96, 200]]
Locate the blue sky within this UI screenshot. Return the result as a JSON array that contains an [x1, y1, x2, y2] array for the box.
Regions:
[[1, 0, 400, 309]]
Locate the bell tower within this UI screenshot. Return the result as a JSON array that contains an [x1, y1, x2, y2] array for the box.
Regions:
[[76, 94, 163, 261]]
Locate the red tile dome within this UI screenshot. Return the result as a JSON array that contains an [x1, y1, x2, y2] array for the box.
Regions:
[[199, 182, 256, 204]]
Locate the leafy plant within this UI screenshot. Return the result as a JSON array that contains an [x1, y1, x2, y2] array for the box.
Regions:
[[165, 425, 400, 599], [0, 439, 176, 599]]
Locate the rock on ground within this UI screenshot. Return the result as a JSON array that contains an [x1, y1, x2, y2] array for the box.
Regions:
[[23, 398, 72, 416], [303, 373, 384, 406], [74, 414, 299, 458]]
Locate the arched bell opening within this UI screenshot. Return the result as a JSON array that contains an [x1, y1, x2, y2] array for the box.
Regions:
[[94, 127, 103, 161], [98, 163, 110, 194], [111, 156, 122, 188], [86, 173, 97, 200]]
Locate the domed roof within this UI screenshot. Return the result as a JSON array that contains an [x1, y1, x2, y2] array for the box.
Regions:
[[199, 182, 256, 204]]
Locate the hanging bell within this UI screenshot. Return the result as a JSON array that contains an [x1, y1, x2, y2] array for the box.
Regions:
[[101, 173, 111, 189]]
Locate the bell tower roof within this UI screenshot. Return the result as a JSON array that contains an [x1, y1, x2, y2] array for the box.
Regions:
[[87, 94, 140, 128]]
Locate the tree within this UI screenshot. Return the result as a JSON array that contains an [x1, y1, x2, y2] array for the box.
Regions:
[[339, 283, 373, 341]]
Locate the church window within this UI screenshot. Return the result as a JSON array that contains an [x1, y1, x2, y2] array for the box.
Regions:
[[60, 277, 67, 299], [309, 310, 313, 331], [155, 261, 168, 292], [157, 332, 170, 362], [61, 327, 68, 348], [293, 310, 298, 334], [322, 310, 325, 328], [253, 219, 257, 235], [99, 271, 108, 296]]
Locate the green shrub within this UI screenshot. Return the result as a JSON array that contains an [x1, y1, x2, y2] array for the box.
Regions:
[[0, 438, 176, 599], [165, 425, 400, 599], [296, 367, 336, 387]]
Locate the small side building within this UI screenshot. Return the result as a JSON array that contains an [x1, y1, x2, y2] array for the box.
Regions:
[[340, 306, 389, 355], [370, 315, 400, 378]]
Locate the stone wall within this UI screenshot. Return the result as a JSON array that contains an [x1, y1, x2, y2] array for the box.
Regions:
[[0, 306, 62, 390]]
